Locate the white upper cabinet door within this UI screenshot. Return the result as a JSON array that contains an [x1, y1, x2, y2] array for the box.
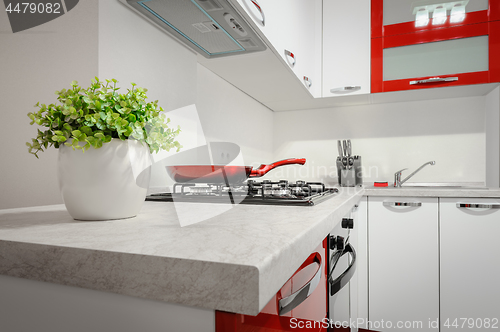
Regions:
[[235, 0, 323, 98], [322, 0, 371, 97], [294, 0, 322, 98], [440, 197, 500, 332], [241, 0, 299, 67], [368, 196, 439, 332]]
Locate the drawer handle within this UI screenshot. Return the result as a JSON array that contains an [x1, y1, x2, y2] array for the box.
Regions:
[[303, 76, 312, 88], [456, 203, 500, 209], [244, 0, 265, 26], [383, 202, 422, 207], [329, 244, 356, 296], [284, 49, 295, 67], [330, 86, 361, 94], [409, 77, 458, 85], [278, 252, 322, 315]]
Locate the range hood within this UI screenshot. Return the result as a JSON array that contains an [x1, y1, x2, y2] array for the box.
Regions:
[[119, 0, 267, 58]]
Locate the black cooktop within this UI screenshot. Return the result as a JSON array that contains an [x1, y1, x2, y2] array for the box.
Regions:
[[146, 180, 338, 206]]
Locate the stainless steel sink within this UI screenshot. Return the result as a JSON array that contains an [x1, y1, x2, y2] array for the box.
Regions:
[[396, 183, 487, 190]]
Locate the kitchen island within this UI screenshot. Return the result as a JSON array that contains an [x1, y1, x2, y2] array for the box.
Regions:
[[0, 188, 363, 331]]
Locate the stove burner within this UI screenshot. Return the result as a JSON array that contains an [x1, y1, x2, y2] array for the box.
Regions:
[[147, 180, 339, 206]]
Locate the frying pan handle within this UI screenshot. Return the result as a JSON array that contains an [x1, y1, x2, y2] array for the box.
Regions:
[[249, 158, 306, 177]]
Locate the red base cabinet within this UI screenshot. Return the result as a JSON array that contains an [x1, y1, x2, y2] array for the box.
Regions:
[[371, 0, 500, 93], [216, 238, 328, 332]]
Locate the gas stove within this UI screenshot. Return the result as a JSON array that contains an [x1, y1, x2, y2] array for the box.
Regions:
[[146, 180, 338, 206]]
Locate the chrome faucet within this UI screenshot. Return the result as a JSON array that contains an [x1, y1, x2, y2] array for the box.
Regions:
[[394, 161, 436, 187]]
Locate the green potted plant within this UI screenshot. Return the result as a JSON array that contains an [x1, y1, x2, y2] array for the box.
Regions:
[[27, 78, 181, 220]]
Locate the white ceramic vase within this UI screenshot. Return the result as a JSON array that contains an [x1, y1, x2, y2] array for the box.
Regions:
[[58, 139, 151, 221]]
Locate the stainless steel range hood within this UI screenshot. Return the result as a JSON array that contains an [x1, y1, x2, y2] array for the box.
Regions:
[[119, 0, 267, 58]]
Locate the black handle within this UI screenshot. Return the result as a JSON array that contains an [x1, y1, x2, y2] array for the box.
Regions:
[[329, 243, 356, 296]]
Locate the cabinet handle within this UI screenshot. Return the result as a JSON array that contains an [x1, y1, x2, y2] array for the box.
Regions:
[[383, 202, 422, 207], [243, 0, 265, 26], [330, 86, 361, 94], [329, 244, 356, 296], [409, 77, 458, 85], [303, 76, 312, 88], [456, 203, 500, 209], [278, 252, 322, 315], [284, 49, 296, 67]]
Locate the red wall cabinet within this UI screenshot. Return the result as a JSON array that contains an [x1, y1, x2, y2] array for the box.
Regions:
[[371, 0, 500, 93], [215, 237, 328, 332]]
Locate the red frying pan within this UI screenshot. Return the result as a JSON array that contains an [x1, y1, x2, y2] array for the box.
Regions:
[[165, 158, 306, 184]]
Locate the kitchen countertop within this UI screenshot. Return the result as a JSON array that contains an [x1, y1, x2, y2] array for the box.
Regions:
[[0, 188, 363, 316], [1, 184, 499, 317]]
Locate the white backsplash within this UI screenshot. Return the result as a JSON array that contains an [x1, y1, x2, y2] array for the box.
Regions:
[[269, 95, 488, 186]]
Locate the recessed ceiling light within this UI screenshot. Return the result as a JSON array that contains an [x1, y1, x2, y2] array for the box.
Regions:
[[432, 5, 447, 25], [415, 8, 430, 27], [411, 0, 469, 26], [450, 3, 466, 23]]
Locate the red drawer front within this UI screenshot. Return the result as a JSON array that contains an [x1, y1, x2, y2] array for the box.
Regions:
[[216, 238, 328, 332]]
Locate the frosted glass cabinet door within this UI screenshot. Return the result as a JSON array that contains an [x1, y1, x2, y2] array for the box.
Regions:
[[383, 36, 489, 81], [440, 198, 500, 332], [371, 0, 500, 92]]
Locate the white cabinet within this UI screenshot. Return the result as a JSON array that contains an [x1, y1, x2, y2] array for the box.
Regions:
[[354, 197, 368, 331], [294, 1, 322, 98], [244, 0, 302, 67], [352, 197, 368, 332], [440, 197, 500, 332], [322, 0, 371, 97], [0, 274, 215, 332], [231, 0, 323, 97], [368, 197, 439, 332]]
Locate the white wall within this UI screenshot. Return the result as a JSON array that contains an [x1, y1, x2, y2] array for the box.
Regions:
[[195, 64, 274, 168], [145, 64, 275, 190], [272, 96, 487, 185], [98, 0, 274, 191], [485, 86, 500, 187], [0, 0, 99, 210], [98, 0, 197, 191], [0, 0, 273, 209]]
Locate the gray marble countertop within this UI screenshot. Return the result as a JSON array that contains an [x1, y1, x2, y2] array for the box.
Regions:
[[0, 188, 363, 316]]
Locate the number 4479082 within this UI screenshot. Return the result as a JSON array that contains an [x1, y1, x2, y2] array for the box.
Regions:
[[443, 318, 499, 329], [5, 2, 61, 14]]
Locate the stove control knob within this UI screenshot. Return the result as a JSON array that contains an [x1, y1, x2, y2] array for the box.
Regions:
[[342, 218, 354, 229], [279, 180, 288, 187], [296, 180, 305, 186]]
